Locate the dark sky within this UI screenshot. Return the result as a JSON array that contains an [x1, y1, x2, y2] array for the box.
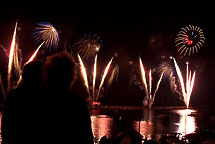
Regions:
[[0, 5, 214, 106]]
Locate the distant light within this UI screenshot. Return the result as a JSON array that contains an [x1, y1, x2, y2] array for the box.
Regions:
[[95, 46, 100, 51]]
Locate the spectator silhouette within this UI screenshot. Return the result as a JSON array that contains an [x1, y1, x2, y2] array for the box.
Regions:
[[40, 52, 94, 144], [143, 140, 158, 144], [114, 130, 143, 144], [1, 60, 43, 144], [99, 135, 111, 144]]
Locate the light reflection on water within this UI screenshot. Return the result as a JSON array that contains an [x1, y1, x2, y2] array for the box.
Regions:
[[91, 109, 197, 142], [91, 115, 113, 142], [0, 109, 203, 144], [174, 109, 196, 135]]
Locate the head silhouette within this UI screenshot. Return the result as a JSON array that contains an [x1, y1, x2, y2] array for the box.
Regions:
[[22, 60, 43, 88], [42, 52, 77, 89]]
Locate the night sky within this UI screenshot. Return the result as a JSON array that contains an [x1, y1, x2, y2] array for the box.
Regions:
[[0, 5, 214, 107]]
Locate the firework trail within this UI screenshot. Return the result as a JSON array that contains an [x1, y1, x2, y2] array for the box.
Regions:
[[171, 57, 196, 108], [78, 54, 90, 97], [13, 43, 22, 75], [95, 57, 113, 101], [33, 22, 59, 51], [107, 64, 119, 88], [73, 34, 101, 59], [139, 57, 148, 97], [7, 22, 18, 92], [92, 54, 97, 101], [15, 42, 45, 88], [149, 69, 152, 99], [139, 57, 165, 108], [175, 25, 205, 56], [172, 57, 186, 97], [152, 71, 164, 101], [26, 42, 44, 64]]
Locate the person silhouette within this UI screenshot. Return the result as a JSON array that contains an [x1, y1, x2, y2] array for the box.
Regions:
[[114, 130, 143, 144], [1, 60, 43, 144], [40, 52, 94, 144]]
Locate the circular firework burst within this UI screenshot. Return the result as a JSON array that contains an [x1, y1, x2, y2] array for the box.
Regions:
[[73, 34, 101, 59], [175, 25, 205, 56], [33, 22, 59, 51], [157, 61, 173, 79]]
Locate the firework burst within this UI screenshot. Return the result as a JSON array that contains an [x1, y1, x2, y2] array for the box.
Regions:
[[157, 61, 179, 93], [73, 34, 101, 59], [33, 22, 59, 51], [175, 25, 205, 56], [157, 62, 173, 77]]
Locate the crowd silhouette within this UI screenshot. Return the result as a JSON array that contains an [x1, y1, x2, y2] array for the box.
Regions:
[[1, 52, 94, 144]]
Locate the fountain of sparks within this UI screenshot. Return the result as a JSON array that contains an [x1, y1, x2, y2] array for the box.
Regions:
[[139, 57, 164, 109], [171, 57, 196, 108], [78, 54, 114, 103]]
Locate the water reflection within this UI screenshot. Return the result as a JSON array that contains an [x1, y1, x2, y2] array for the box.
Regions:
[[175, 109, 196, 135], [91, 109, 198, 142], [91, 115, 113, 142], [133, 110, 154, 140], [133, 120, 154, 140]]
